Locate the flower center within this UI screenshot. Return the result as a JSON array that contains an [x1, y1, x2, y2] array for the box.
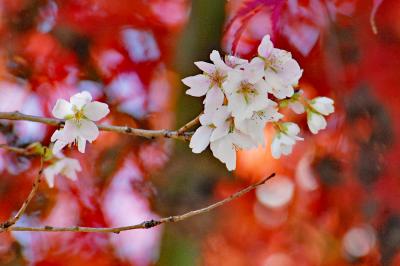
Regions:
[[209, 70, 226, 88], [238, 82, 257, 104], [72, 106, 85, 124]]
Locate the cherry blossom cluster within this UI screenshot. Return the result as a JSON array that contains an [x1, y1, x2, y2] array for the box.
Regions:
[[38, 34, 334, 186], [183, 35, 334, 170]]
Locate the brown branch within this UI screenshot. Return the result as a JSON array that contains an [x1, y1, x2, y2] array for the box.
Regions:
[[0, 157, 44, 230], [3, 173, 275, 233], [0, 144, 31, 155], [0, 111, 193, 141], [177, 114, 201, 134]]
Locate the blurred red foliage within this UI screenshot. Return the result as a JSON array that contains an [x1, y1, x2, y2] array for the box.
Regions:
[[0, 0, 189, 265], [202, 0, 400, 265], [1, 0, 400, 265]]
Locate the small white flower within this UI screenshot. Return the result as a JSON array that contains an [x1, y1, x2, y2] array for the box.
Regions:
[[190, 105, 256, 171], [43, 156, 82, 188], [182, 50, 231, 110], [257, 35, 303, 99], [210, 129, 255, 171], [309, 97, 335, 116], [50, 91, 109, 154], [271, 122, 303, 159], [307, 96, 334, 134], [225, 63, 270, 121], [235, 100, 283, 145]]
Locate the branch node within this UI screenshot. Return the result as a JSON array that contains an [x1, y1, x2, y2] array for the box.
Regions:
[[144, 220, 161, 229]]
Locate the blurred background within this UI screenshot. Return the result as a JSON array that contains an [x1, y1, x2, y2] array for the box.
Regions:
[[0, 0, 400, 265]]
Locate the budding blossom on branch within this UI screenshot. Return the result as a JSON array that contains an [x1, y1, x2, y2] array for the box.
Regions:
[[307, 97, 335, 134], [183, 34, 335, 170]]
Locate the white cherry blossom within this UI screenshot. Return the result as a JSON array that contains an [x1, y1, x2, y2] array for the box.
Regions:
[[210, 129, 255, 171], [271, 122, 303, 159], [257, 35, 302, 99], [307, 96, 334, 134], [43, 156, 82, 188], [190, 105, 256, 171], [235, 100, 283, 145], [50, 91, 109, 154], [225, 63, 270, 121], [182, 50, 231, 110]]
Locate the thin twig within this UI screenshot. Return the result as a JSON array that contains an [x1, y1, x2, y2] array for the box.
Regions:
[[3, 173, 275, 233], [0, 111, 193, 141], [177, 114, 201, 134], [0, 144, 32, 156], [0, 157, 44, 230]]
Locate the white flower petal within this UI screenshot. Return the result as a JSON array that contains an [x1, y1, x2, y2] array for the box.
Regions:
[[210, 137, 236, 171], [310, 97, 334, 115], [274, 58, 302, 86], [70, 91, 92, 109], [43, 167, 56, 188], [232, 131, 256, 149], [307, 112, 327, 134], [65, 170, 78, 181], [77, 137, 86, 153], [189, 126, 213, 153], [52, 139, 67, 155], [210, 50, 230, 72], [271, 136, 282, 159], [258, 35, 274, 58], [194, 61, 216, 74], [62, 120, 79, 141], [289, 101, 305, 114], [266, 73, 294, 99], [78, 119, 99, 141], [51, 129, 62, 142], [199, 111, 214, 126], [44, 158, 81, 188], [183, 75, 210, 97], [224, 69, 243, 94], [204, 87, 224, 111], [210, 121, 229, 142], [281, 142, 294, 155], [283, 122, 300, 137], [246, 58, 265, 83], [62, 159, 81, 181], [212, 106, 231, 126], [225, 55, 248, 68], [83, 101, 110, 121], [52, 99, 74, 119]]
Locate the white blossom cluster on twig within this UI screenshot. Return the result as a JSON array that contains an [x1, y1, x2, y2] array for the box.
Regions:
[[8, 35, 335, 186], [183, 35, 335, 170]]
